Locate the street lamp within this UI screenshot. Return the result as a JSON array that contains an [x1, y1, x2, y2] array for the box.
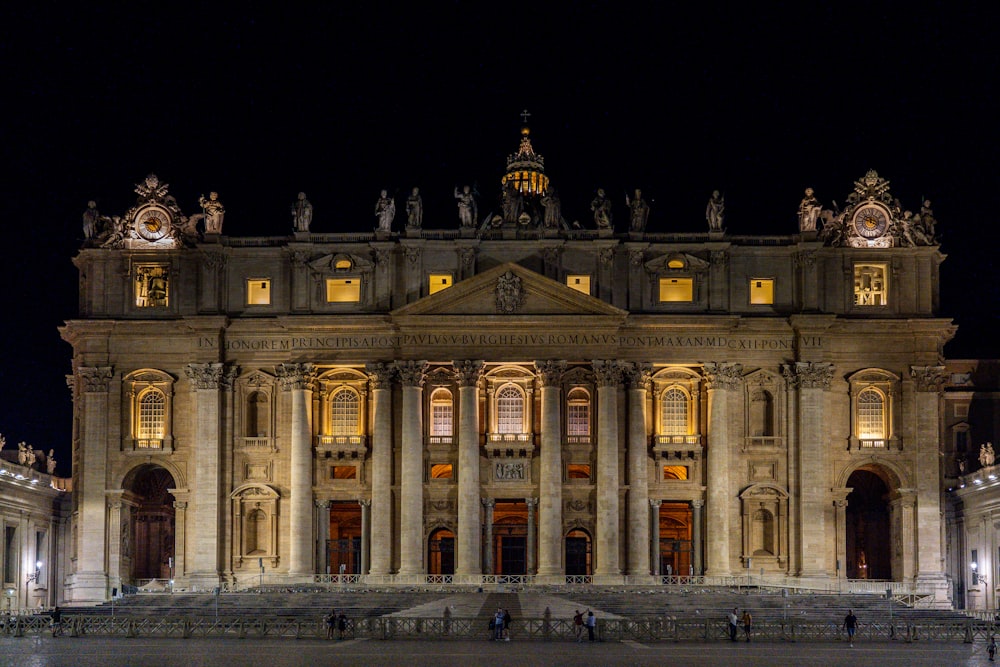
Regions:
[[972, 561, 988, 586], [25, 561, 41, 610]]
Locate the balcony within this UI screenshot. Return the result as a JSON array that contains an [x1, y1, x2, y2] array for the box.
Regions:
[[485, 433, 534, 458], [741, 436, 785, 451], [652, 435, 702, 462], [315, 434, 367, 458], [237, 436, 276, 452]]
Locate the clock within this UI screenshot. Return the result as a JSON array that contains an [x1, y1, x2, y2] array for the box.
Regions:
[[852, 204, 889, 239], [134, 206, 171, 241]]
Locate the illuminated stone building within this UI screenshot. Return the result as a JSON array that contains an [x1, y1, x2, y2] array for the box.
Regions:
[[61, 130, 957, 604]]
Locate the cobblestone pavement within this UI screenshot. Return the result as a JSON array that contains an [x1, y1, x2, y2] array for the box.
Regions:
[[0, 637, 998, 667]]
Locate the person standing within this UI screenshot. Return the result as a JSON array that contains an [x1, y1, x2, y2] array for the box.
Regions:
[[326, 608, 337, 639], [843, 609, 858, 647], [989, 635, 997, 661], [742, 609, 753, 642], [502, 609, 512, 641], [494, 608, 505, 641], [337, 611, 347, 640], [573, 609, 584, 642], [728, 608, 739, 641], [585, 609, 597, 642]]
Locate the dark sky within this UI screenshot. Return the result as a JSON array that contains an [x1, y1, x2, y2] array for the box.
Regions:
[[3, 3, 998, 470]]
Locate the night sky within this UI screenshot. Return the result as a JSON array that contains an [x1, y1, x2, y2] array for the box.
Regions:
[[3, 3, 997, 471]]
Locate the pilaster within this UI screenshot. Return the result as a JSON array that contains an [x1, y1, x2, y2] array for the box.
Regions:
[[276, 362, 316, 578], [592, 359, 624, 582], [454, 360, 484, 576], [534, 360, 566, 580], [625, 363, 652, 577], [703, 362, 742, 576], [396, 360, 427, 577], [365, 363, 395, 576]]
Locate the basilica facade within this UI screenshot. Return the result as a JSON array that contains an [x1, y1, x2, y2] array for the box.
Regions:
[[61, 131, 956, 604]]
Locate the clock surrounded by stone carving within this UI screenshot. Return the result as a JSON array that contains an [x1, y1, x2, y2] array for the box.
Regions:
[[852, 204, 889, 239], [134, 206, 171, 241]]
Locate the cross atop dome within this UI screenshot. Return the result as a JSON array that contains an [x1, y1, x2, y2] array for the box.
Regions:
[[502, 111, 549, 197]]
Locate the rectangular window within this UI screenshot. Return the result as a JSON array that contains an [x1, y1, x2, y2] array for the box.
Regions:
[[326, 278, 361, 303], [567, 404, 590, 437], [566, 275, 591, 295], [955, 404, 969, 419], [431, 403, 453, 436], [428, 274, 453, 294], [659, 277, 693, 302], [663, 465, 688, 480], [331, 466, 357, 480], [4, 526, 15, 584], [749, 278, 774, 305], [567, 464, 591, 480], [247, 279, 271, 305], [853, 263, 888, 307], [134, 264, 169, 308], [431, 464, 454, 479]]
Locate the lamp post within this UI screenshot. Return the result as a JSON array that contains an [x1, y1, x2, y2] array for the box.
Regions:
[[25, 561, 41, 610], [972, 562, 988, 611]]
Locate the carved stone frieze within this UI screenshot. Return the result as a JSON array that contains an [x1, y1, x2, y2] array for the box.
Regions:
[[702, 362, 743, 390], [365, 362, 396, 389], [541, 246, 561, 265], [910, 365, 947, 392], [629, 249, 644, 266], [373, 248, 391, 266], [710, 250, 728, 267], [428, 499, 455, 512], [623, 362, 653, 390], [534, 360, 567, 386], [219, 364, 239, 391], [591, 359, 624, 387], [794, 251, 816, 268], [395, 360, 428, 387], [599, 248, 614, 266], [78, 366, 113, 393], [275, 363, 317, 391], [495, 271, 525, 313], [566, 499, 591, 513], [784, 361, 834, 389], [459, 247, 476, 268], [186, 363, 226, 390], [453, 360, 485, 387], [201, 251, 227, 271], [404, 247, 421, 265]]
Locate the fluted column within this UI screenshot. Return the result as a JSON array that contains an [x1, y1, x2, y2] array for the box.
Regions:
[[396, 360, 428, 577], [483, 499, 495, 574], [649, 499, 662, 576], [787, 362, 833, 577], [365, 363, 395, 576], [526, 497, 537, 574], [534, 360, 566, 579], [910, 366, 947, 587], [703, 362, 742, 576], [454, 360, 484, 576], [625, 363, 652, 577], [593, 360, 623, 580], [691, 499, 704, 575], [277, 363, 316, 577], [73, 366, 112, 601], [359, 500, 371, 575]]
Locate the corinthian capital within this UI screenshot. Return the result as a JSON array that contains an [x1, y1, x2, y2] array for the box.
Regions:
[[592, 359, 624, 387], [453, 360, 485, 387], [783, 361, 834, 389], [78, 366, 113, 393], [534, 360, 567, 386], [910, 365, 946, 392], [702, 362, 743, 390], [275, 363, 316, 391], [395, 360, 428, 387], [365, 362, 395, 390], [185, 363, 226, 390], [623, 362, 653, 390]]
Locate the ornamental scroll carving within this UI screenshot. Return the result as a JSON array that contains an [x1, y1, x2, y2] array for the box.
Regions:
[[623, 362, 653, 390], [186, 363, 226, 390], [453, 360, 485, 387], [365, 362, 395, 389], [534, 360, 567, 386], [784, 361, 834, 389], [495, 271, 525, 314], [395, 360, 428, 387], [591, 360, 625, 387], [78, 366, 113, 392], [702, 362, 743, 390], [910, 365, 946, 392], [275, 363, 316, 391]]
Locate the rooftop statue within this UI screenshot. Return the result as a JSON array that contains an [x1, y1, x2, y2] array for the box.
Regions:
[[540, 187, 562, 229], [501, 182, 524, 225], [406, 187, 423, 228], [46, 449, 56, 475], [591, 188, 612, 229], [198, 191, 225, 234], [706, 190, 725, 232], [980, 442, 996, 468], [292, 192, 313, 232], [454, 185, 477, 228], [626, 188, 649, 232], [911, 199, 938, 245], [797, 188, 822, 232], [375, 189, 396, 232], [82, 200, 103, 240]]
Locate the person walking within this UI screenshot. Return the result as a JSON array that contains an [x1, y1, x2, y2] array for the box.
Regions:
[[728, 608, 739, 641], [50, 606, 63, 637], [989, 635, 997, 661], [585, 609, 597, 642], [573, 609, 584, 642], [742, 609, 753, 642], [843, 609, 858, 647]]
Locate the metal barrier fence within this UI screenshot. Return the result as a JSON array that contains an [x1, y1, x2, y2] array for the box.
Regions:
[[3, 614, 998, 643]]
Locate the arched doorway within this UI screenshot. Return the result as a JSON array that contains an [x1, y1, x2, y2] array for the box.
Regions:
[[123, 464, 176, 582], [845, 469, 891, 580], [428, 527, 455, 575], [565, 529, 592, 576]]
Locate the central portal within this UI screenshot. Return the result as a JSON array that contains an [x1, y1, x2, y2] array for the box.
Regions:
[[492, 500, 528, 575]]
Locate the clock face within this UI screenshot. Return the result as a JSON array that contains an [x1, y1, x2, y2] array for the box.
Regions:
[[853, 205, 889, 239], [135, 206, 170, 241]]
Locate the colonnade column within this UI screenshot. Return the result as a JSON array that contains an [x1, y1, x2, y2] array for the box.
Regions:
[[365, 363, 394, 577], [277, 363, 316, 578], [396, 361, 428, 577], [649, 499, 662, 576], [454, 360, 484, 577], [526, 498, 537, 575], [534, 360, 566, 580], [833, 497, 848, 583], [316, 500, 330, 575], [185, 362, 230, 587], [703, 362, 743, 577], [788, 361, 834, 577], [910, 366, 948, 591], [625, 363, 652, 578], [73, 367, 112, 601], [482, 499, 495, 574], [691, 499, 704, 575], [593, 360, 623, 581], [359, 500, 371, 576]]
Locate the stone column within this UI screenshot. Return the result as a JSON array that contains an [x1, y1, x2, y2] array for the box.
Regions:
[[893, 490, 917, 580], [277, 363, 316, 578], [691, 499, 704, 575], [106, 494, 124, 598], [625, 364, 652, 577], [534, 360, 566, 580], [454, 360, 484, 576], [482, 499, 495, 574], [365, 363, 395, 576], [171, 495, 189, 579], [185, 363, 229, 588], [396, 361, 427, 577], [910, 366, 947, 589], [834, 497, 848, 581], [703, 362, 743, 577], [359, 500, 371, 575], [787, 362, 834, 577], [593, 360, 623, 581], [316, 500, 330, 575], [649, 499, 662, 576], [526, 497, 537, 574], [73, 366, 112, 601]]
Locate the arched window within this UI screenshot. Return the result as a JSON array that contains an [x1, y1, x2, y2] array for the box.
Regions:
[[137, 389, 165, 446], [497, 385, 524, 434], [331, 388, 360, 436], [857, 388, 886, 441], [660, 387, 688, 436], [566, 388, 590, 438], [430, 388, 453, 437]]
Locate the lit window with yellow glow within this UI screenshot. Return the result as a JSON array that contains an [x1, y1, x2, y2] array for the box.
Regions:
[[568, 464, 591, 480], [137, 389, 165, 448], [334, 258, 353, 270], [247, 279, 271, 305], [749, 278, 774, 305], [857, 387, 886, 441], [430, 388, 453, 436], [854, 263, 888, 306], [428, 274, 453, 294], [663, 465, 688, 480], [566, 275, 591, 295], [330, 388, 361, 435], [326, 278, 361, 303], [659, 277, 693, 302], [431, 464, 454, 479], [331, 466, 357, 480], [135, 265, 169, 308]]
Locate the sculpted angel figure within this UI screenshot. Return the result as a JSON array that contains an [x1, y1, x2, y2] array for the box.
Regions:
[[375, 190, 395, 232], [46, 450, 56, 475], [591, 188, 612, 229], [706, 190, 725, 231], [797, 188, 822, 232], [980, 442, 996, 467], [198, 191, 225, 234], [406, 187, 423, 228]]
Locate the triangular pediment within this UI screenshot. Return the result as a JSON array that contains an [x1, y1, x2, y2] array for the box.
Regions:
[[392, 263, 628, 319]]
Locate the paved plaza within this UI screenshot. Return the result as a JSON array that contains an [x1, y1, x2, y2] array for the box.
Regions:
[[0, 636, 997, 667]]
